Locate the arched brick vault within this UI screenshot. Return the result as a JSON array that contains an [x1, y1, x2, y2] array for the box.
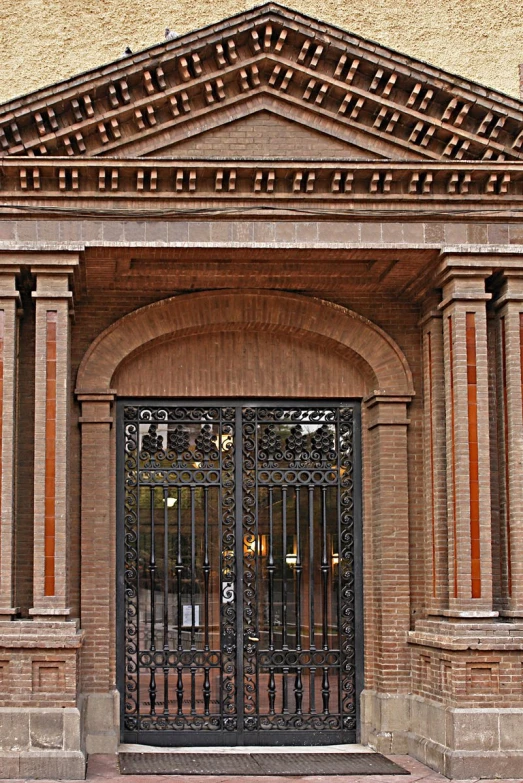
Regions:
[[76, 289, 414, 395]]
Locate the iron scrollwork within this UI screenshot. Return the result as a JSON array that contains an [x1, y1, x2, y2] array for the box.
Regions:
[[241, 405, 357, 739], [121, 402, 358, 743], [122, 405, 236, 737]]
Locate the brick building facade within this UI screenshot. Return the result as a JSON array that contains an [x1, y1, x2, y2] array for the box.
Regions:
[[1, 3, 523, 779]]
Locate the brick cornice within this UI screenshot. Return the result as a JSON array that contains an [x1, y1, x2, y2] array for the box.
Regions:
[[1, 158, 523, 213], [1, 3, 523, 162]]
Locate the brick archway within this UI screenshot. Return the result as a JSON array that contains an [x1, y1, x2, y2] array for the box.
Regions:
[[75, 289, 414, 751], [76, 289, 413, 395]]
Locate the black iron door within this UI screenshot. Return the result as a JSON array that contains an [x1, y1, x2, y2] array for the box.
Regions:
[[118, 402, 362, 746]]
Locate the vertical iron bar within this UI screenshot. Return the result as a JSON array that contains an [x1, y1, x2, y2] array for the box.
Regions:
[[149, 487, 157, 651], [309, 485, 315, 650], [268, 668, 276, 715], [191, 665, 196, 715], [163, 489, 169, 649], [163, 669, 169, 717], [321, 486, 329, 651], [203, 666, 211, 715], [177, 667, 184, 715], [282, 666, 289, 714], [163, 488, 169, 715], [202, 485, 210, 720], [322, 667, 330, 714], [336, 414, 343, 718], [134, 417, 141, 720], [235, 407, 244, 737], [268, 486, 275, 650], [203, 486, 210, 651], [282, 486, 288, 650], [295, 667, 303, 714], [149, 487, 157, 715], [295, 486, 302, 651], [176, 487, 182, 652], [268, 484, 276, 714], [309, 667, 316, 714], [149, 667, 156, 717], [190, 486, 196, 650]]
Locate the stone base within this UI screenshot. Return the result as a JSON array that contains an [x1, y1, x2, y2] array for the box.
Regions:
[[0, 707, 86, 779], [361, 689, 523, 779], [360, 690, 410, 754], [83, 690, 120, 754], [409, 734, 523, 779]]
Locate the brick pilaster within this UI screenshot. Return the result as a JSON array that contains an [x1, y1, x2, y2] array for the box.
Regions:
[[366, 394, 412, 691], [421, 308, 448, 614], [77, 394, 115, 691], [439, 267, 496, 616], [494, 272, 523, 616], [0, 270, 20, 617], [29, 268, 74, 620]]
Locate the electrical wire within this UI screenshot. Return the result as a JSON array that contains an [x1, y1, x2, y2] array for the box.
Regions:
[[0, 201, 522, 220]]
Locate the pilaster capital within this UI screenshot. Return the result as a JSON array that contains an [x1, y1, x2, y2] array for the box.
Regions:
[[31, 266, 75, 301], [0, 267, 21, 303], [76, 391, 116, 424], [418, 309, 443, 328], [494, 270, 523, 309], [364, 393, 412, 429], [438, 272, 492, 310], [436, 252, 492, 308]]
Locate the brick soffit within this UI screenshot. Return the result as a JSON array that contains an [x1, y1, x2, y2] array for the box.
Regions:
[[2, 2, 523, 163]]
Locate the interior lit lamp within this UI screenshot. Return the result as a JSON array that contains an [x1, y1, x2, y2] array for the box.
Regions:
[[286, 536, 298, 566], [332, 553, 340, 567], [243, 535, 268, 556], [164, 496, 177, 508]]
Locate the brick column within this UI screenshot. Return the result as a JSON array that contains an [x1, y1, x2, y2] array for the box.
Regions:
[[0, 269, 20, 618], [440, 267, 496, 616], [77, 394, 115, 692], [421, 308, 448, 614], [29, 268, 73, 620], [366, 394, 412, 691], [494, 272, 523, 616]]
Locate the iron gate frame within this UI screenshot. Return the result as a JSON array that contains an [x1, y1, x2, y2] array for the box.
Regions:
[[116, 399, 363, 746]]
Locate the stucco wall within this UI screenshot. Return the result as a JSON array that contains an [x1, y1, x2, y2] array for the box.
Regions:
[[0, 0, 522, 105]]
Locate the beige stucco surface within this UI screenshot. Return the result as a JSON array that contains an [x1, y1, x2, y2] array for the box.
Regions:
[[0, 0, 522, 105]]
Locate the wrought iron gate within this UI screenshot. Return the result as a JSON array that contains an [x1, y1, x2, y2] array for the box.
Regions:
[[117, 401, 362, 746]]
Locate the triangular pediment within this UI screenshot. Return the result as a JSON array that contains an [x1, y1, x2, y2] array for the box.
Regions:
[[146, 108, 379, 159], [139, 106, 401, 160], [2, 2, 523, 162]]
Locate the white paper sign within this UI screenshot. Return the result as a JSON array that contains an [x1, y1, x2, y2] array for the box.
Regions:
[[182, 605, 200, 626]]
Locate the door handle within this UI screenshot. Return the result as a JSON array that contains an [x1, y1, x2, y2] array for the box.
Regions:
[[248, 636, 259, 642]]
